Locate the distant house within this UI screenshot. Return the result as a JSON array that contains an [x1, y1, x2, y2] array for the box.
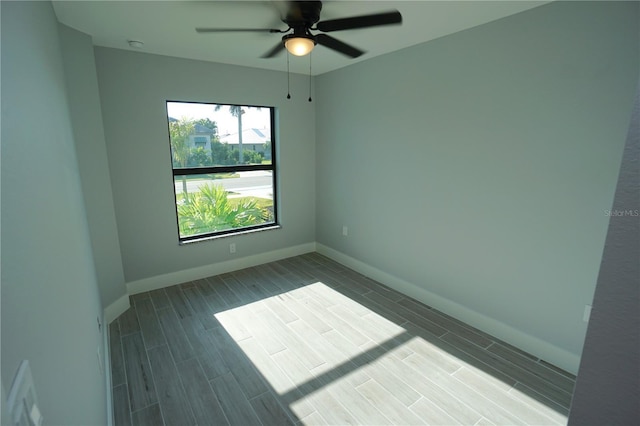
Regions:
[[191, 123, 215, 150], [220, 127, 271, 158], [168, 117, 216, 151]]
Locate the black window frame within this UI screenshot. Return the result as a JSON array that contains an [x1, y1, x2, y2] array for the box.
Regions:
[[166, 100, 279, 243]]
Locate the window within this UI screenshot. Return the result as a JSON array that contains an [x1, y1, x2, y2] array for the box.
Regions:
[[193, 136, 208, 147], [166, 101, 278, 242]]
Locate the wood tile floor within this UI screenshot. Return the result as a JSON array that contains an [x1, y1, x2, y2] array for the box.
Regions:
[[110, 253, 576, 425]]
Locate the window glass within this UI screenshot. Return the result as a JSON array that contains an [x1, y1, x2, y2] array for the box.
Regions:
[[167, 101, 277, 242]]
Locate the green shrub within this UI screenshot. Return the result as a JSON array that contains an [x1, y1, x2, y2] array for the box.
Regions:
[[187, 147, 213, 167], [177, 184, 266, 236]]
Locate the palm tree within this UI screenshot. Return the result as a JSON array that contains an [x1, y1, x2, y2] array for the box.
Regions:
[[215, 105, 244, 163], [169, 118, 195, 200], [215, 105, 261, 164]]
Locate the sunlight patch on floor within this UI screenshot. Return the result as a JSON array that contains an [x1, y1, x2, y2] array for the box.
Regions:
[[212, 279, 568, 425], [213, 281, 409, 393]]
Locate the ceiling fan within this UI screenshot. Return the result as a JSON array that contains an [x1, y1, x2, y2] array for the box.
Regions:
[[195, 1, 402, 58]]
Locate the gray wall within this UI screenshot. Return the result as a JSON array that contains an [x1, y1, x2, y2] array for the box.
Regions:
[[568, 87, 639, 424], [315, 1, 638, 372], [94, 48, 316, 284], [58, 24, 127, 309], [1, 1, 107, 424]]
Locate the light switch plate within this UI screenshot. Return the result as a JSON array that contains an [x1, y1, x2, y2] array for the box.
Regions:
[[7, 360, 43, 425]]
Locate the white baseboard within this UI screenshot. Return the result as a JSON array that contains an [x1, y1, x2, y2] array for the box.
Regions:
[[102, 315, 113, 426], [127, 242, 316, 295], [316, 243, 581, 374], [107, 240, 579, 372], [104, 294, 130, 325]]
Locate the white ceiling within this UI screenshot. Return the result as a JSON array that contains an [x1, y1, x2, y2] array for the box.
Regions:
[[52, 1, 549, 76]]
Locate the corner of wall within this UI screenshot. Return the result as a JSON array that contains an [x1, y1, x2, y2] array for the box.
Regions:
[[104, 295, 131, 325], [57, 22, 128, 312]]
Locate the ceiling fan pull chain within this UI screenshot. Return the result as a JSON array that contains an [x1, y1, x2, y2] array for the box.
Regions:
[[286, 50, 291, 100], [308, 52, 312, 102]]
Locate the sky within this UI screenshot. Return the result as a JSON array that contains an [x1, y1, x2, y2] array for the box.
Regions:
[[166, 101, 270, 137]]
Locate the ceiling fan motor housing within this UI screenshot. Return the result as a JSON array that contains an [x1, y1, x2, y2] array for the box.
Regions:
[[284, 1, 323, 27]]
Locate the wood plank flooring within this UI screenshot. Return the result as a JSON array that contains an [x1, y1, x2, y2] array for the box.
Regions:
[[110, 253, 575, 425]]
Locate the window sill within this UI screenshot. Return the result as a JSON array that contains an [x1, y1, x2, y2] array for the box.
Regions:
[[178, 224, 281, 246]]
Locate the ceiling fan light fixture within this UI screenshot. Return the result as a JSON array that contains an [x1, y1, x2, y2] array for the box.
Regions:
[[284, 36, 315, 56]]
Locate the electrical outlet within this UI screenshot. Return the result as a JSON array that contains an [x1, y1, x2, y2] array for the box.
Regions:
[[342, 226, 348, 236], [229, 243, 236, 254]]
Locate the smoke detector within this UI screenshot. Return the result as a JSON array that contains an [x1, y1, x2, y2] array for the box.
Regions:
[[127, 40, 144, 49]]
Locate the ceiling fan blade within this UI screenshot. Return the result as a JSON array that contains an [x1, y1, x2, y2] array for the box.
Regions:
[[269, 0, 290, 19], [196, 28, 284, 34], [261, 42, 285, 58], [315, 34, 364, 58], [316, 10, 402, 32]]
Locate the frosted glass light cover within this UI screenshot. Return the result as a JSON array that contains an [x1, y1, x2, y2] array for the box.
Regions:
[[285, 37, 315, 56]]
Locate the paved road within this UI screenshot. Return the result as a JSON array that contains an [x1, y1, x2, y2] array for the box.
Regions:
[[175, 171, 273, 199]]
